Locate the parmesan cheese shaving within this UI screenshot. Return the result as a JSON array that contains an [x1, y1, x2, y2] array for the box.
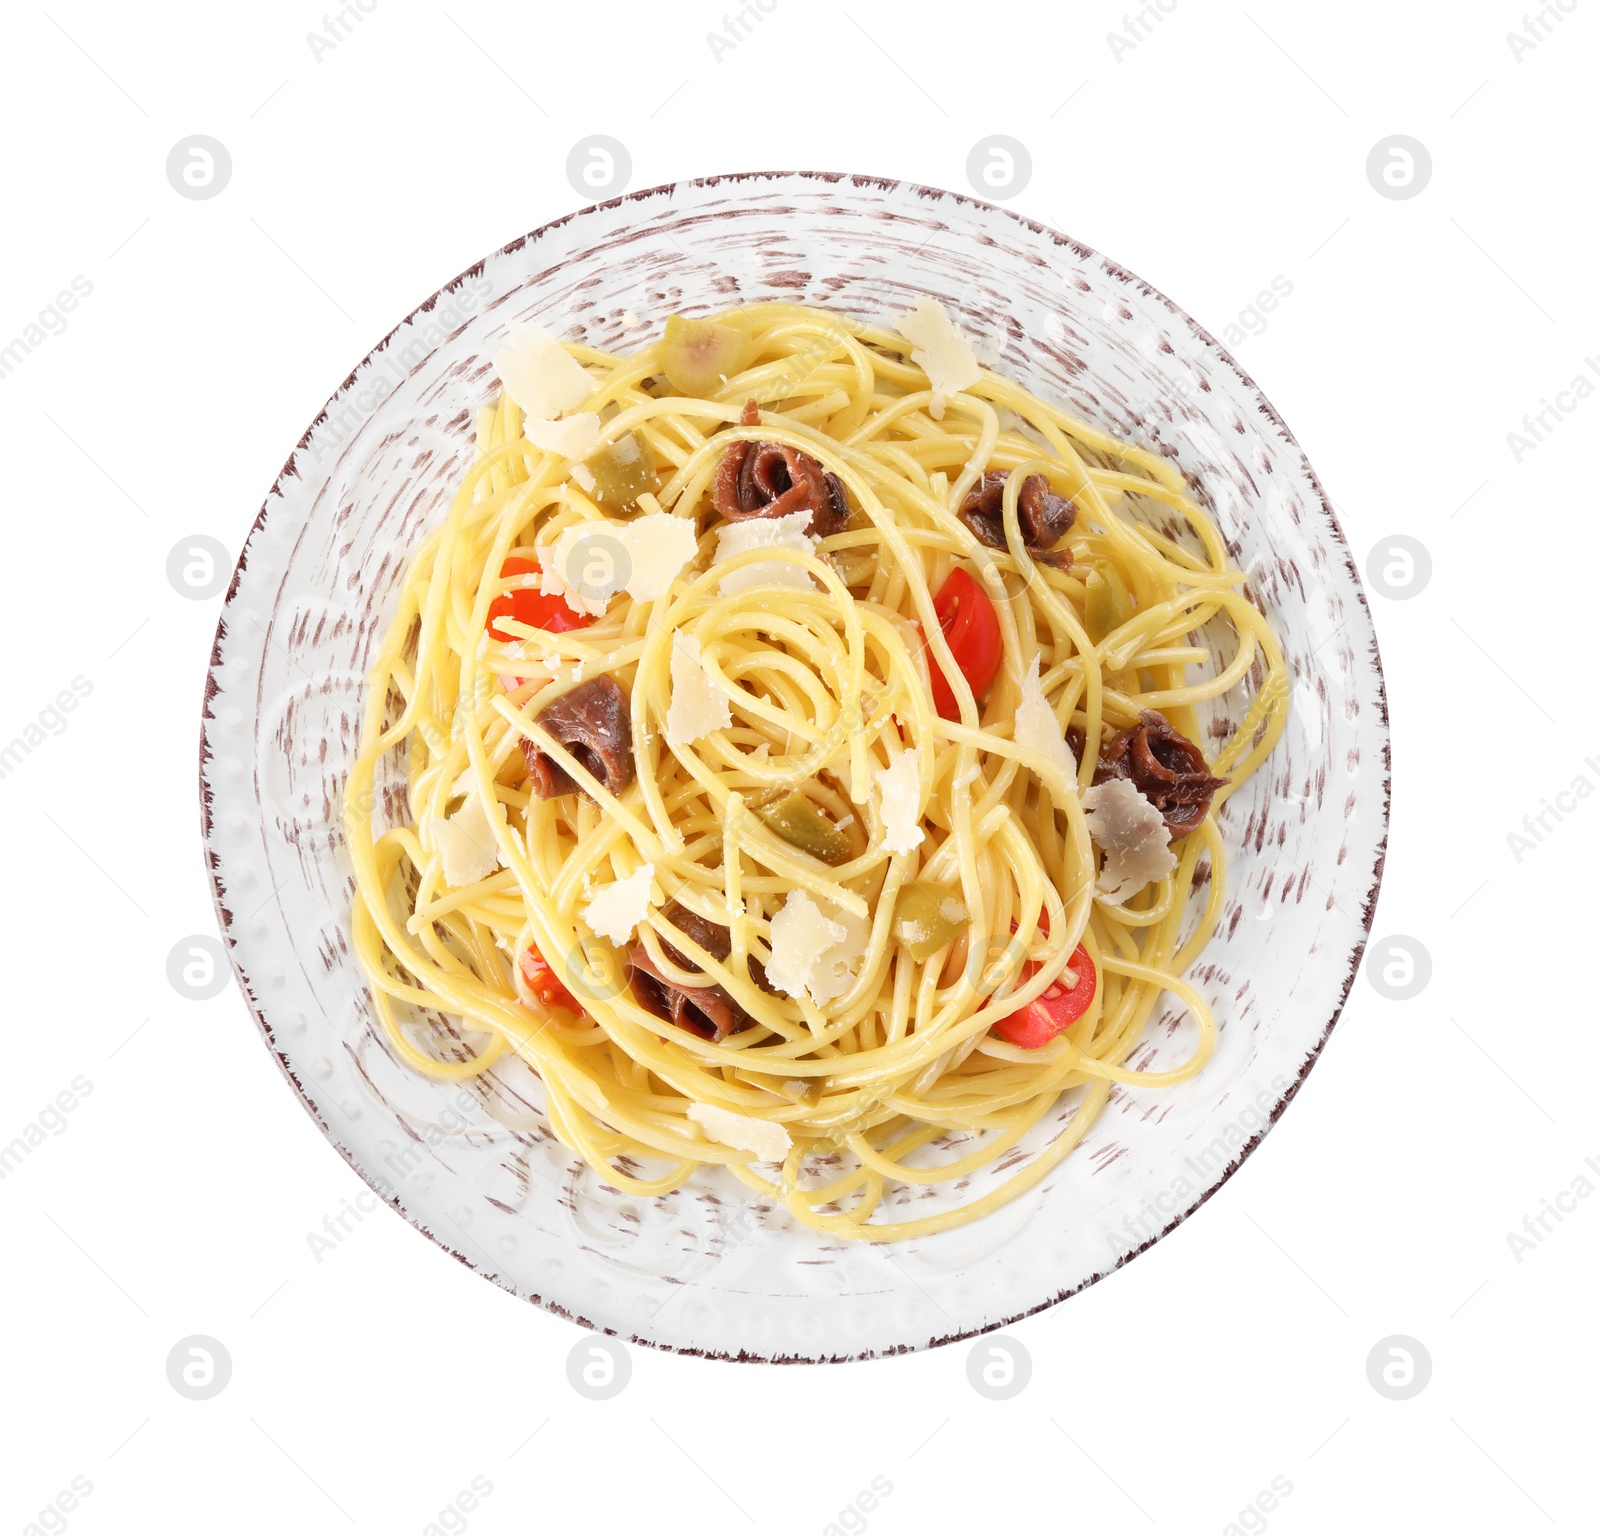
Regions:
[[1082, 779, 1176, 903], [429, 793, 504, 888], [894, 297, 980, 416], [686, 1102, 792, 1163], [766, 890, 844, 1000], [1014, 655, 1077, 789], [620, 515, 699, 604], [521, 412, 601, 458], [807, 906, 871, 1006], [665, 632, 732, 747], [538, 512, 698, 616], [582, 862, 657, 946], [765, 892, 869, 1006], [874, 747, 925, 856], [492, 325, 594, 420], [712, 509, 818, 596]]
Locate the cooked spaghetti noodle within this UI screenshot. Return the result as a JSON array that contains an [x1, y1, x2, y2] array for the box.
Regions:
[[345, 300, 1288, 1241]]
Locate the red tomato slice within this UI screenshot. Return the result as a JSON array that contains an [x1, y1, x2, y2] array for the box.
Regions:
[[924, 566, 1003, 720], [992, 941, 1096, 1049], [487, 556, 592, 641], [519, 944, 580, 1013]]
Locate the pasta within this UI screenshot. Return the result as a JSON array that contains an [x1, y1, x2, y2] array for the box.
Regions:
[[344, 300, 1289, 1242]]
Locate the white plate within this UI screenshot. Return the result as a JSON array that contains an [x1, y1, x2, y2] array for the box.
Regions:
[[200, 172, 1388, 1361]]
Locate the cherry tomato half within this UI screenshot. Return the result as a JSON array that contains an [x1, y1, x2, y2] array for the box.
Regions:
[[924, 566, 1002, 720], [519, 944, 580, 1013], [991, 941, 1097, 1049], [487, 556, 591, 641]]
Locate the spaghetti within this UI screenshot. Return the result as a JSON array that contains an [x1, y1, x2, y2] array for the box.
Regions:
[[345, 300, 1289, 1241]]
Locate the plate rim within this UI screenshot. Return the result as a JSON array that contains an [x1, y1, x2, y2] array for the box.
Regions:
[[199, 169, 1390, 1363]]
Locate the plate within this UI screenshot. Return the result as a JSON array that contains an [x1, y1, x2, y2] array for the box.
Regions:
[[200, 172, 1388, 1361]]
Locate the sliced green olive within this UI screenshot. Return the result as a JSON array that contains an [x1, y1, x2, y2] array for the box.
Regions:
[[751, 789, 852, 865], [661, 314, 751, 397], [891, 882, 971, 962], [1084, 564, 1135, 645], [581, 431, 655, 514]]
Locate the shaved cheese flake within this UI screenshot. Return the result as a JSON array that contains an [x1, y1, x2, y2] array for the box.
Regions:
[[808, 906, 871, 1006], [492, 325, 593, 420], [874, 747, 925, 856], [895, 297, 980, 414], [1082, 778, 1176, 903], [712, 509, 818, 596], [1014, 655, 1077, 789], [522, 411, 601, 458], [570, 461, 597, 494], [582, 861, 657, 946], [539, 512, 699, 616], [619, 514, 699, 604], [686, 1102, 792, 1163], [665, 632, 732, 747], [535, 537, 610, 617], [765, 890, 844, 1001], [429, 793, 504, 888]]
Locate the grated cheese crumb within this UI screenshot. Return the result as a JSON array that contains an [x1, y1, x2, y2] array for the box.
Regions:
[[895, 297, 981, 415], [665, 631, 733, 747], [492, 325, 594, 420], [1014, 655, 1077, 790], [429, 793, 504, 887], [1082, 778, 1176, 903], [582, 861, 657, 946], [686, 1102, 792, 1163], [712, 510, 819, 596], [874, 747, 925, 856]]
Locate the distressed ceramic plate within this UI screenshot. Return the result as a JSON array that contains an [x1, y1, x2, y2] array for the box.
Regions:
[[200, 172, 1387, 1361]]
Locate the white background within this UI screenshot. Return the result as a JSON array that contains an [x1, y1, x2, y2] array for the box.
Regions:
[[1, 2, 1595, 1532]]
